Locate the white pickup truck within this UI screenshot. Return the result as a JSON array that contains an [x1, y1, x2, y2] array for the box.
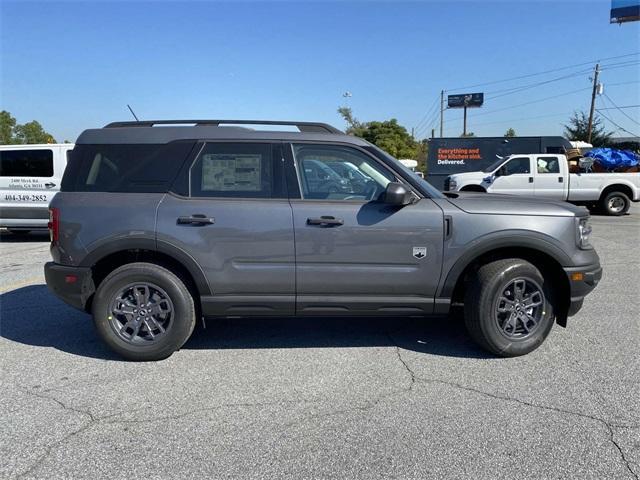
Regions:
[[444, 154, 640, 215]]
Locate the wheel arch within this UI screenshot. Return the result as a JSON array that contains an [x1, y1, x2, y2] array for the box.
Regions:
[[599, 183, 634, 202], [441, 237, 571, 326], [79, 238, 211, 311], [459, 184, 487, 192]]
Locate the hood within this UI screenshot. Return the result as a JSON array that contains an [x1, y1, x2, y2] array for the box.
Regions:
[[443, 191, 588, 217]]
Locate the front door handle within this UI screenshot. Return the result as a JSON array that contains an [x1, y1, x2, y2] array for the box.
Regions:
[[45, 182, 56, 188], [528, 177, 534, 183], [558, 177, 563, 183], [177, 214, 215, 226], [307, 216, 344, 227]]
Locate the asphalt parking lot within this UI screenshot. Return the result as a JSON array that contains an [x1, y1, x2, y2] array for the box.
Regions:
[[1, 206, 638, 480]]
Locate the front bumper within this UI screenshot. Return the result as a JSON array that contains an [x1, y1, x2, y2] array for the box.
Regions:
[[563, 262, 602, 317], [44, 262, 95, 311]]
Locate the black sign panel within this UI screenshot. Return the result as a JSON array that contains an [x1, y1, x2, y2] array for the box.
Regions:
[[425, 136, 572, 189], [447, 93, 484, 109]]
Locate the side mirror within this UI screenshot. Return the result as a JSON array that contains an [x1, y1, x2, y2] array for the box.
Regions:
[[496, 167, 508, 177], [384, 182, 411, 206]]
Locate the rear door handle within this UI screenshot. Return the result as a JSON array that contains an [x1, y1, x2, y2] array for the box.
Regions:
[[558, 177, 563, 183], [528, 177, 534, 183], [177, 214, 215, 226], [307, 216, 344, 227], [45, 182, 56, 188]]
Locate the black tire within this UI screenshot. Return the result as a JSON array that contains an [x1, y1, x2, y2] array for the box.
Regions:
[[464, 259, 555, 357], [601, 191, 630, 216], [92, 262, 196, 361]]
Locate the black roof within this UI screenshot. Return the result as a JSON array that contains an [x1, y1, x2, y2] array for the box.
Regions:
[[76, 119, 368, 145]]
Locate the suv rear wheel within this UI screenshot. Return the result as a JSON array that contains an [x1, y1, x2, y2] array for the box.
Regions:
[[92, 262, 196, 361], [464, 259, 555, 357]]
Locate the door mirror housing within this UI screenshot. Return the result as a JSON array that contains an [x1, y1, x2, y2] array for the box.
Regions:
[[384, 182, 411, 206]]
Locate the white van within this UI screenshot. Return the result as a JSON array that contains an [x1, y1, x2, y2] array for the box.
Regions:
[[0, 144, 74, 233]]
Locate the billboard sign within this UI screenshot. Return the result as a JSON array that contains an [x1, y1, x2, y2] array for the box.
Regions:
[[447, 92, 484, 109], [611, 0, 640, 23]]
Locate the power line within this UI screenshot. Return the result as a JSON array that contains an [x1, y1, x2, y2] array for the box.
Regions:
[[600, 61, 640, 72], [470, 87, 590, 118], [442, 111, 575, 133], [445, 52, 638, 92], [596, 109, 639, 137], [414, 97, 440, 133], [485, 68, 592, 100], [597, 105, 640, 110], [602, 93, 640, 126], [606, 80, 640, 87]]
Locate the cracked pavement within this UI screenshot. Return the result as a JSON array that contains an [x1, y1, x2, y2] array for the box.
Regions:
[[1, 206, 639, 479]]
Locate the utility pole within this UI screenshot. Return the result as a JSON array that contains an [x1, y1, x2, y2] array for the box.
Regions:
[[431, 128, 435, 139], [411, 127, 414, 140], [587, 63, 600, 144], [463, 104, 468, 136], [439, 90, 445, 137]]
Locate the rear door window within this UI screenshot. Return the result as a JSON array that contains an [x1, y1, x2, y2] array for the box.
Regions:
[[536, 157, 560, 174], [0, 149, 54, 177], [188, 143, 285, 198]]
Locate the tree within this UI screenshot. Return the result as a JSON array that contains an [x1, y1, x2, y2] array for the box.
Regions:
[[0, 111, 56, 144], [0, 110, 18, 144], [460, 132, 475, 138], [504, 128, 516, 138], [14, 120, 56, 144], [564, 111, 612, 147], [337, 107, 419, 159]]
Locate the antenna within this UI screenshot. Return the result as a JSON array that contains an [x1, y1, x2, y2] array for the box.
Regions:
[[127, 104, 140, 121]]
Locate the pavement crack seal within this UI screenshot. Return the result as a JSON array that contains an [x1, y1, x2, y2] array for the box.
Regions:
[[415, 377, 639, 480]]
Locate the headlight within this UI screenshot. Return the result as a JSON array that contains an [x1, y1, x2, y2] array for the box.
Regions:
[[448, 178, 458, 191], [576, 217, 592, 249]]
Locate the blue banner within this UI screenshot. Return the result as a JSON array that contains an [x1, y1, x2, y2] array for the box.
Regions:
[[611, 0, 640, 23]]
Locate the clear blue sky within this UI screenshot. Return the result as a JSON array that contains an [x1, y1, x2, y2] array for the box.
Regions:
[[1, 0, 638, 142]]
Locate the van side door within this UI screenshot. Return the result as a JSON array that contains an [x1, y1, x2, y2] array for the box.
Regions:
[[0, 146, 60, 228]]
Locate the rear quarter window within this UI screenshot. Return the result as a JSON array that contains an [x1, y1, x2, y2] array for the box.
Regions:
[[0, 149, 54, 177], [62, 142, 196, 192]]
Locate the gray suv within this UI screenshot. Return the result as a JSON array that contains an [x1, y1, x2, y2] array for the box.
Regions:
[[44, 120, 602, 361]]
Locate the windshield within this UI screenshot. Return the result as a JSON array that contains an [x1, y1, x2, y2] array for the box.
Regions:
[[483, 157, 507, 173], [363, 145, 444, 198]]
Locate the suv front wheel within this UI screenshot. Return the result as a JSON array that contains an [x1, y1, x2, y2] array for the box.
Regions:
[[92, 262, 196, 361], [464, 259, 555, 357]]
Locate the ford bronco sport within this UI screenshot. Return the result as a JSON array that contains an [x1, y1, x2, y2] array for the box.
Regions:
[[44, 120, 602, 361]]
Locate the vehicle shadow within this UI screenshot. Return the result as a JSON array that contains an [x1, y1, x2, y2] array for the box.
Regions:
[[0, 285, 491, 361], [0, 230, 50, 243]]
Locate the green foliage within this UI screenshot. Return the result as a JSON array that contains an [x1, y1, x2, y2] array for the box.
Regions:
[[0, 111, 17, 144], [460, 132, 475, 137], [0, 110, 56, 144], [564, 111, 612, 147], [504, 128, 516, 138], [337, 107, 419, 160]]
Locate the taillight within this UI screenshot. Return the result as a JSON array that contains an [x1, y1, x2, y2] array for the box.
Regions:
[[48, 207, 59, 244]]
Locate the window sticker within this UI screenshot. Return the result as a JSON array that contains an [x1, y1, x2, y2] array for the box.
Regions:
[[201, 154, 262, 191]]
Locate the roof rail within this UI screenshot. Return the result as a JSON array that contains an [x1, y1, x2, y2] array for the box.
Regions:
[[103, 120, 343, 134]]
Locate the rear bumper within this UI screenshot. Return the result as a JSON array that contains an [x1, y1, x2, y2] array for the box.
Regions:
[[563, 263, 602, 317], [44, 262, 95, 311]]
